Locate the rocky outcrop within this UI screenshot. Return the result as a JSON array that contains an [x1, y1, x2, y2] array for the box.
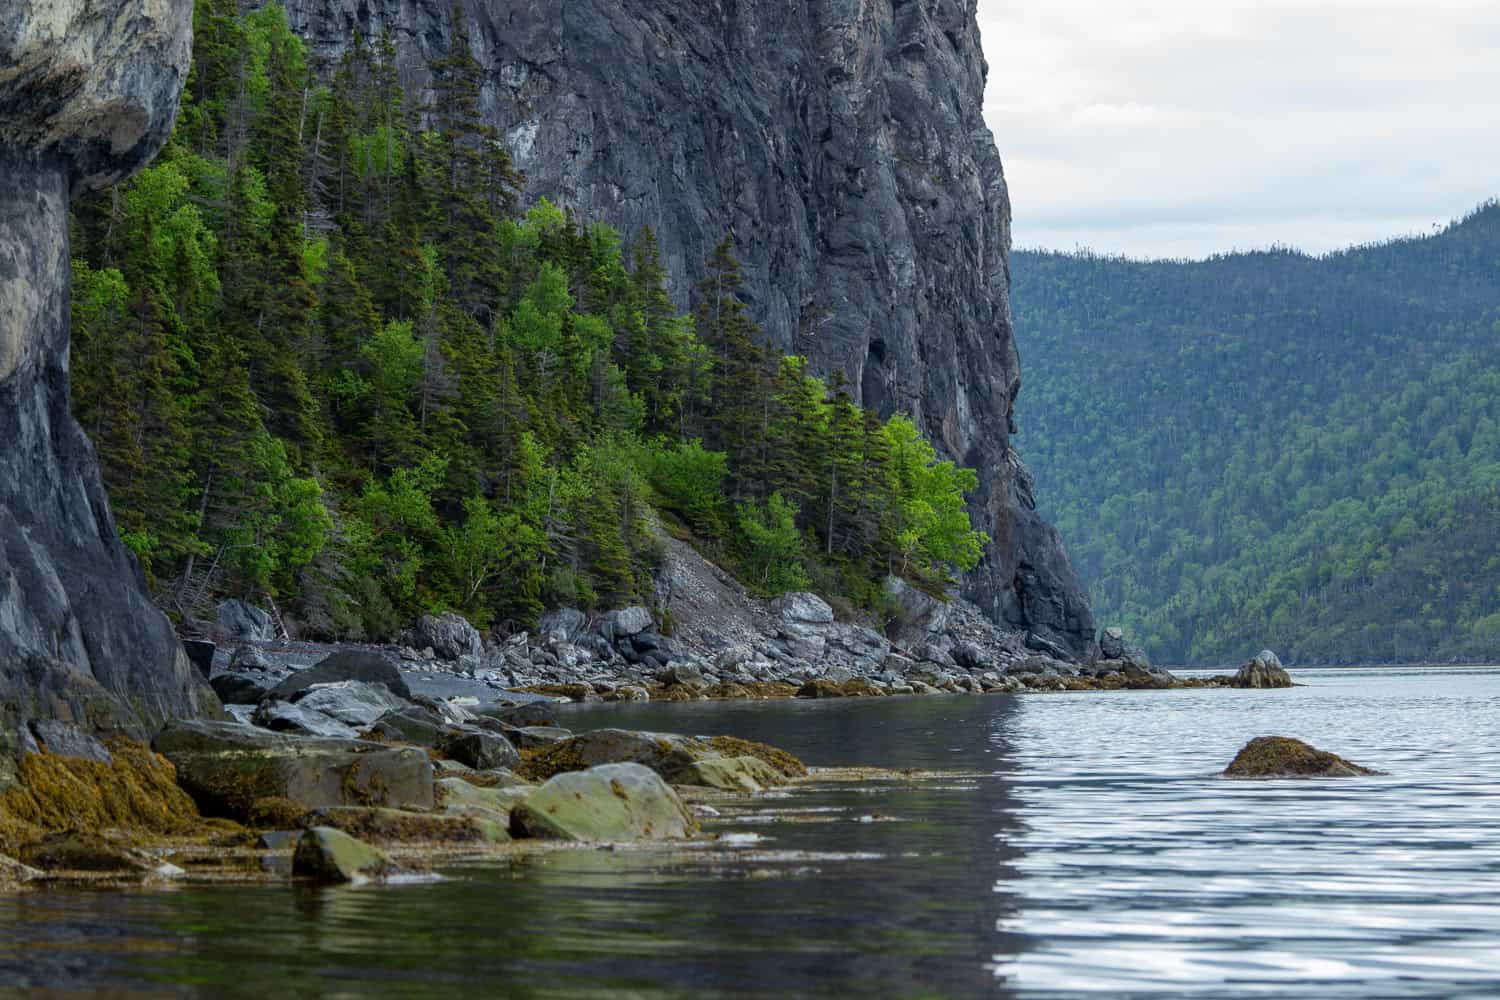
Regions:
[[1231, 650, 1294, 689], [1223, 737, 1378, 778], [0, 0, 215, 756], [273, 0, 1095, 658]]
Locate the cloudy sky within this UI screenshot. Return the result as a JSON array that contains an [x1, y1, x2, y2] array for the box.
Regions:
[[977, 1, 1500, 259]]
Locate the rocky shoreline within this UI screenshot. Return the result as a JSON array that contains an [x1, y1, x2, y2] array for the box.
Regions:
[[196, 536, 1258, 728]]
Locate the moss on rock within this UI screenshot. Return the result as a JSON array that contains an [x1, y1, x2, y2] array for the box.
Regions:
[[1223, 736, 1379, 778], [0, 739, 222, 855]]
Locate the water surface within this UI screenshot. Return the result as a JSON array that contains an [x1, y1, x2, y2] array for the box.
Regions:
[[2, 665, 1498, 997]]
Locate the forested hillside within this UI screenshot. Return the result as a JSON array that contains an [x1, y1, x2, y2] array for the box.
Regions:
[[68, 1, 984, 640], [1013, 203, 1500, 664]]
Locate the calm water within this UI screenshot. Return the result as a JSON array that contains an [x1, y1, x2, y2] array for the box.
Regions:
[[2, 666, 1498, 997]]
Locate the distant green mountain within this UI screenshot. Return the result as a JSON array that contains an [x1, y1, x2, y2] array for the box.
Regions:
[[1012, 202, 1500, 665]]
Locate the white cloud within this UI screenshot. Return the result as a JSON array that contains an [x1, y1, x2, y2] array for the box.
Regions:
[[978, 1, 1500, 258]]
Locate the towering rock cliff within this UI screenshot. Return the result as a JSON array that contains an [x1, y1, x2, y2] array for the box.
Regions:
[[0, 0, 217, 775], [279, 0, 1096, 658]]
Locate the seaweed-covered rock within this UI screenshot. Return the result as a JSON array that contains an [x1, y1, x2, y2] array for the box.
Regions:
[[154, 721, 434, 820], [1223, 737, 1378, 778], [268, 651, 410, 701], [675, 755, 786, 793], [510, 763, 695, 842], [301, 806, 507, 845], [1231, 650, 1294, 689], [20, 831, 153, 874], [292, 827, 394, 883], [521, 729, 713, 783]]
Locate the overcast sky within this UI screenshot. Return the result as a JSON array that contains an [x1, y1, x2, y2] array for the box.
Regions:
[[978, 1, 1500, 259]]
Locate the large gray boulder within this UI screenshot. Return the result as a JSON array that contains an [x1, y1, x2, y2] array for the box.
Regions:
[[292, 681, 408, 728], [268, 650, 410, 701], [413, 613, 483, 661], [0, 0, 217, 749], [510, 763, 695, 842], [153, 720, 434, 820], [770, 592, 834, 625], [1232, 650, 1294, 689], [216, 600, 275, 641]]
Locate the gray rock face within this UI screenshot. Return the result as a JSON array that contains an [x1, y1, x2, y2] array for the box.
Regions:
[[275, 0, 1094, 658], [0, 0, 215, 742], [412, 612, 483, 661], [217, 600, 275, 641]]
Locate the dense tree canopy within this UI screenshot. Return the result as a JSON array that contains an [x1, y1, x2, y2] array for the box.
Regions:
[[69, 3, 985, 639], [1013, 202, 1500, 664]]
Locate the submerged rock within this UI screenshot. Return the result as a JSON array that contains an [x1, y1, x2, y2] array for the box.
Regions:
[[21, 831, 153, 874], [510, 763, 695, 842], [1231, 650, 1294, 689], [154, 721, 434, 820], [1223, 737, 1378, 778], [292, 827, 395, 884]]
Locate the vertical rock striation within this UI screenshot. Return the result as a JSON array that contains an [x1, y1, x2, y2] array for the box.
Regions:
[[278, 0, 1096, 657], [0, 0, 217, 768]]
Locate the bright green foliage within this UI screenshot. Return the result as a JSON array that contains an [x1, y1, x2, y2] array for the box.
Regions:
[[882, 416, 988, 576], [1014, 200, 1500, 663], [737, 493, 811, 594], [644, 439, 728, 534], [66, 3, 983, 637]]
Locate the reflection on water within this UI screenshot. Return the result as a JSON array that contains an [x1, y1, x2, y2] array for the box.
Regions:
[[2, 668, 1499, 997]]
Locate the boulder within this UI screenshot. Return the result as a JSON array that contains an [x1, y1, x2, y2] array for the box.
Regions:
[[510, 763, 696, 842], [538, 608, 588, 641], [373, 706, 451, 747], [0, 854, 41, 887], [525, 729, 714, 783], [217, 600, 275, 641], [211, 672, 276, 706], [600, 606, 653, 641], [292, 681, 408, 728], [1099, 627, 1127, 660], [770, 592, 835, 625], [512, 726, 572, 749], [885, 577, 949, 641], [437, 778, 532, 824], [1223, 737, 1378, 778], [301, 806, 508, 846], [413, 613, 483, 661], [252, 700, 360, 740], [154, 720, 434, 820], [480, 701, 559, 728], [268, 651, 410, 701], [674, 756, 786, 793], [292, 827, 394, 884], [437, 730, 520, 771], [229, 645, 276, 671], [21, 831, 153, 874], [1232, 650, 1293, 689]]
